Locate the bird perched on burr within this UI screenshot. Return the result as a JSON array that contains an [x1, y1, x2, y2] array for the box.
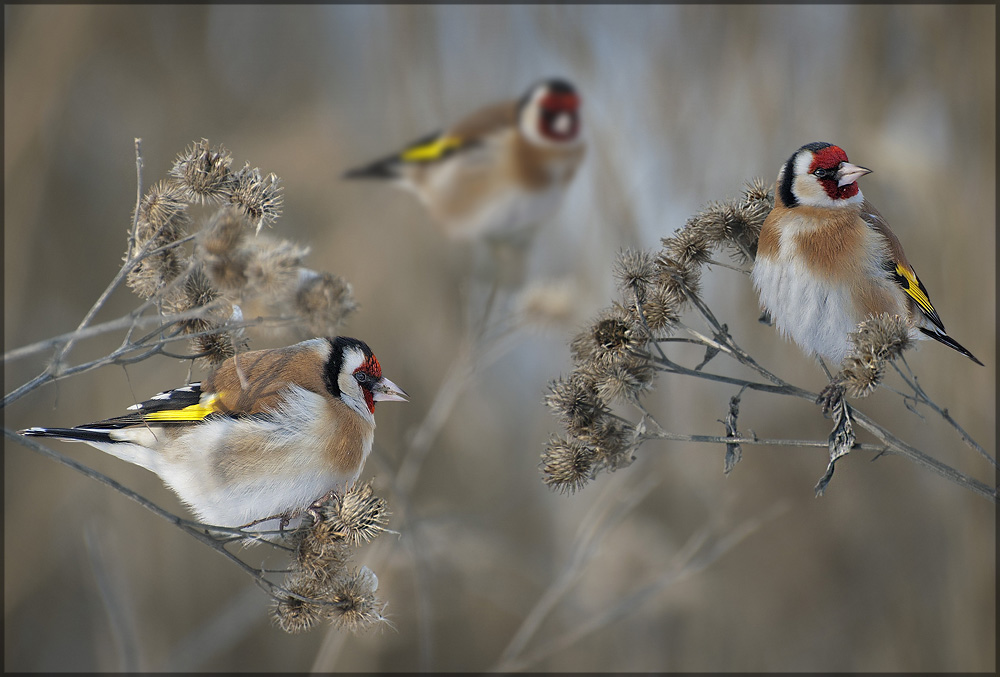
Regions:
[[343, 78, 586, 243], [20, 337, 408, 532], [752, 141, 982, 367]]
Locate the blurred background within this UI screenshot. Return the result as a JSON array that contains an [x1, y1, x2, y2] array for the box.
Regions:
[[4, 5, 994, 672]]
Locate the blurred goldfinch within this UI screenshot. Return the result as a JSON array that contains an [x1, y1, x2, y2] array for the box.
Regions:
[[344, 78, 585, 242], [20, 337, 407, 531], [752, 142, 982, 366]]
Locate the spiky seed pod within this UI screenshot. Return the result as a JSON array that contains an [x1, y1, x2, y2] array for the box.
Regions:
[[271, 574, 328, 634], [613, 248, 658, 303], [130, 181, 192, 257], [591, 356, 655, 404], [169, 138, 234, 205], [294, 528, 353, 582], [244, 238, 309, 298], [635, 285, 682, 337], [654, 253, 701, 302], [200, 205, 247, 256], [227, 163, 283, 233], [312, 483, 389, 547], [294, 270, 358, 337], [325, 567, 386, 632], [125, 247, 185, 300], [545, 372, 610, 435], [841, 313, 912, 397], [541, 436, 597, 493], [661, 228, 713, 268], [570, 305, 645, 370]]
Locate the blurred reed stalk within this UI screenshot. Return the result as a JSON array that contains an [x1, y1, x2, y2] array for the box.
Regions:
[[542, 179, 997, 502]]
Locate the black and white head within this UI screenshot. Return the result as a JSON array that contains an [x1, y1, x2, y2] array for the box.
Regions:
[[517, 78, 583, 148], [777, 142, 872, 209], [324, 337, 407, 423]]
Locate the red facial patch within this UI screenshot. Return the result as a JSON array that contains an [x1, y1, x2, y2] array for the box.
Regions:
[[354, 355, 382, 414], [808, 145, 860, 200], [541, 92, 580, 112]]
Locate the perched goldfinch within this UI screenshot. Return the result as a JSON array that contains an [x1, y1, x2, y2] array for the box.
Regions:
[[20, 337, 407, 531], [343, 78, 585, 242], [752, 142, 982, 367]]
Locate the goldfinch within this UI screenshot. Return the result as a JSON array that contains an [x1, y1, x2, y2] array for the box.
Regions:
[[343, 78, 585, 242], [752, 142, 982, 367], [20, 337, 407, 531]]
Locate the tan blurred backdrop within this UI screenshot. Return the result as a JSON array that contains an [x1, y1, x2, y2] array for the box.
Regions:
[[4, 5, 995, 672]]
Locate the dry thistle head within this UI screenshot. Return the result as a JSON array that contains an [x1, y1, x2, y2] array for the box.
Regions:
[[169, 138, 234, 205], [570, 305, 645, 368], [227, 163, 283, 233], [545, 372, 611, 435], [311, 483, 390, 548], [653, 252, 701, 302], [634, 284, 682, 337], [243, 238, 309, 298], [841, 313, 912, 397], [294, 528, 353, 582], [589, 357, 655, 404], [294, 270, 358, 336], [161, 267, 222, 333], [541, 436, 597, 494], [197, 206, 252, 291], [661, 228, 713, 268], [325, 567, 386, 632], [130, 180, 192, 255], [271, 573, 329, 634], [613, 248, 658, 303]]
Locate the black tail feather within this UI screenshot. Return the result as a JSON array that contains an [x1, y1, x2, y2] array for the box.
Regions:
[[918, 328, 984, 366], [19, 427, 118, 444], [342, 154, 402, 180]]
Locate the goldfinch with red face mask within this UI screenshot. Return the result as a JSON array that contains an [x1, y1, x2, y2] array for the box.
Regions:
[[20, 337, 408, 531], [343, 78, 585, 242], [752, 142, 982, 367]]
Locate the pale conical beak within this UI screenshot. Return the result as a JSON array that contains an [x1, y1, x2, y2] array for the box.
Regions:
[[372, 376, 408, 402], [837, 162, 872, 187]]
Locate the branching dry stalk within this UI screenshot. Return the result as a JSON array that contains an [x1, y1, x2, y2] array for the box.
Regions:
[[4, 138, 387, 634], [543, 178, 997, 503]]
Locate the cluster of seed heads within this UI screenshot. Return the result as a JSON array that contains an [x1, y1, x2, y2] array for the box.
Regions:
[[838, 313, 913, 398], [125, 139, 357, 365], [541, 179, 773, 493], [271, 483, 390, 634]]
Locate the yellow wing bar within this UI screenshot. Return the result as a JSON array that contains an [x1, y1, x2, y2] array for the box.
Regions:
[[142, 394, 221, 422], [895, 264, 935, 316], [400, 136, 463, 163]]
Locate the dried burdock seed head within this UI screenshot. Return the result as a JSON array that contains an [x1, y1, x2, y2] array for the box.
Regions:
[[244, 238, 309, 298], [272, 574, 328, 634], [850, 313, 912, 361], [169, 138, 234, 205], [635, 285, 682, 337], [312, 483, 389, 547], [683, 197, 767, 265], [131, 181, 192, 254], [326, 567, 386, 632], [200, 205, 247, 256], [661, 228, 713, 268], [545, 372, 610, 435], [161, 267, 221, 330], [295, 270, 358, 336], [654, 253, 701, 302], [541, 436, 597, 494], [191, 331, 237, 368], [613, 248, 657, 303], [840, 354, 885, 398], [743, 176, 774, 207], [125, 248, 185, 300], [840, 313, 912, 398], [227, 163, 283, 233], [591, 357, 655, 404], [294, 529, 353, 582], [570, 304, 645, 369]]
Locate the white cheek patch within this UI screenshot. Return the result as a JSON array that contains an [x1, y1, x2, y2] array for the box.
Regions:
[[552, 112, 572, 136]]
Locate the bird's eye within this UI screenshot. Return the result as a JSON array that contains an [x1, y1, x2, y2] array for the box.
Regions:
[[354, 371, 369, 384], [813, 168, 829, 179]]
